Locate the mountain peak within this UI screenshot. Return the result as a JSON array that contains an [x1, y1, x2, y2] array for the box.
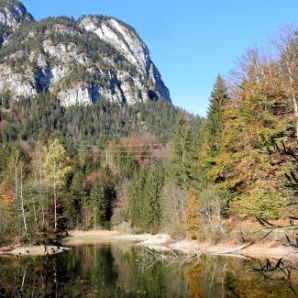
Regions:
[[0, 0, 34, 27], [0, 4, 171, 106], [79, 15, 171, 102], [0, 0, 33, 45]]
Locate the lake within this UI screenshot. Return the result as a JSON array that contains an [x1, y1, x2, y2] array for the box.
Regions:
[[0, 243, 297, 297]]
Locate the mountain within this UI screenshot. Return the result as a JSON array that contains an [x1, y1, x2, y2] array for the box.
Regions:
[[0, 0, 171, 107], [0, 0, 33, 45]]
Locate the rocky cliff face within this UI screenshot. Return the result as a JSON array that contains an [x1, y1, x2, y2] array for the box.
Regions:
[[0, 1, 171, 106], [79, 16, 170, 102], [0, 0, 33, 45]]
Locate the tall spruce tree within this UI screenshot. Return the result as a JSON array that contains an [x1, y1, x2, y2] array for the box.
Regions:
[[167, 118, 199, 190], [143, 165, 165, 233], [195, 75, 228, 190], [90, 178, 116, 228], [128, 168, 147, 229], [206, 74, 228, 156], [118, 147, 139, 180]]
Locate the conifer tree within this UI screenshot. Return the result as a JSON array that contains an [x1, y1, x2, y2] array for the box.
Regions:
[[167, 118, 198, 190], [128, 169, 147, 229], [66, 170, 88, 228], [143, 165, 165, 233], [118, 147, 139, 180], [90, 179, 106, 227], [196, 75, 228, 190], [90, 178, 116, 228], [206, 74, 228, 156]]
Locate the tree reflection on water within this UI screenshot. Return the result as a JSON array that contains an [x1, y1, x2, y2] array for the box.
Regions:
[[0, 245, 298, 297]]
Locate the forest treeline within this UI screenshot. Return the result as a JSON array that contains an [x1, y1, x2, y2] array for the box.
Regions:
[[0, 96, 200, 243], [1, 26, 298, 244], [125, 26, 298, 240]]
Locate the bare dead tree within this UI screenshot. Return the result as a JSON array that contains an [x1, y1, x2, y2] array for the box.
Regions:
[[20, 166, 28, 233]]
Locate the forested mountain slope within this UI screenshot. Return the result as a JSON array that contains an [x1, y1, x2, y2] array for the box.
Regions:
[[0, 0, 201, 244], [2, 1, 297, 248], [0, 1, 191, 147]]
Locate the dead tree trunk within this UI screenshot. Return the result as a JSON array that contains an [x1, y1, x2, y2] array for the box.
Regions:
[[54, 161, 57, 232], [20, 167, 28, 233]]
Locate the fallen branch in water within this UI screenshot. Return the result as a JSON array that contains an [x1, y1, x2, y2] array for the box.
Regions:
[[215, 242, 254, 255], [179, 251, 201, 268], [215, 228, 274, 255]]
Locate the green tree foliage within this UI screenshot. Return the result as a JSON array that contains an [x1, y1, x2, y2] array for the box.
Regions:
[[18, 97, 195, 145], [205, 74, 228, 156], [211, 52, 292, 219], [129, 165, 165, 233], [0, 202, 15, 243], [167, 118, 199, 190], [129, 169, 147, 230], [143, 165, 165, 233], [90, 178, 117, 228], [44, 139, 72, 231], [65, 170, 88, 228], [195, 76, 229, 191], [118, 147, 139, 180]]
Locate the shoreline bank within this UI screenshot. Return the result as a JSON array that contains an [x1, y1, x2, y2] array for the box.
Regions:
[[1, 230, 297, 261], [65, 230, 298, 262]]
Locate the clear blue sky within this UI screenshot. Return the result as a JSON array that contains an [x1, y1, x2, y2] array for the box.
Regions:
[[22, 0, 298, 116]]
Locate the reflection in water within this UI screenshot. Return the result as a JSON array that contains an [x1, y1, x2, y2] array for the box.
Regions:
[[0, 244, 298, 297]]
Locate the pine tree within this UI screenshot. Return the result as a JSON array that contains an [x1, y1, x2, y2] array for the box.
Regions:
[[167, 118, 198, 190], [66, 170, 88, 228], [118, 147, 139, 180], [196, 75, 228, 189], [90, 178, 116, 228], [128, 169, 147, 229], [206, 74, 228, 156], [90, 179, 106, 228], [143, 165, 165, 233]]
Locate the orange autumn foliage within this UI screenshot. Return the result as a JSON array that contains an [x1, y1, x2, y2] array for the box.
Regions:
[[0, 183, 14, 203], [183, 190, 200, 240]]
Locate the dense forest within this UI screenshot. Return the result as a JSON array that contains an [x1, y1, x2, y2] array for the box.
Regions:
[[0, 93, 200, 244], [1, 25, 298, 246]]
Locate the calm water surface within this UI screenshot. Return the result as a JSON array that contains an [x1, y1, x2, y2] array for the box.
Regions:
[[0, 243, 297, 297]]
